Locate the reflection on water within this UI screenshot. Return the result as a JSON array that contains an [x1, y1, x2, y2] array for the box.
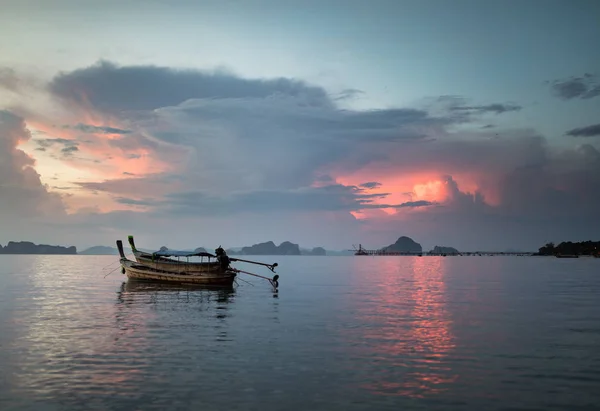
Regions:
[[117, 280, 236, 311], [348, 257, 457, 398], [4, 259, 239, 406], [2, 255, 600, 410]]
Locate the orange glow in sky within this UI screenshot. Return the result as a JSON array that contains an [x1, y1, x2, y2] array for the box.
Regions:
[[17, 109, 186, 213], [332, 163, 489, 216]]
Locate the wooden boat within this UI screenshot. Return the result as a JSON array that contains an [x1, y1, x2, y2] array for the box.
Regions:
[[127, 235, 280, 274], [117, 240, 236, 286], [127, 235, 223, 273]]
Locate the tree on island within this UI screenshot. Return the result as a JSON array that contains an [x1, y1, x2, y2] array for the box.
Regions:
[[536, 241, 600, 256], [537, 242, 555, 255]]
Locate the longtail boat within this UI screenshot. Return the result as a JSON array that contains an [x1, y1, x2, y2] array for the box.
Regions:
[[127, 235, 222, 273], [127, 235, 280, 273], [117, 240, 237, 286]]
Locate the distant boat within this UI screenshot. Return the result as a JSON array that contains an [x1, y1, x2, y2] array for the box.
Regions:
[[354, 244, 369, 256], [555, 254, 579, 258]]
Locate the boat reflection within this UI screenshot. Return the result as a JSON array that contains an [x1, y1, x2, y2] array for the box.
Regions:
[[116, 280, 236, 317], [351, 256, 458, 398]]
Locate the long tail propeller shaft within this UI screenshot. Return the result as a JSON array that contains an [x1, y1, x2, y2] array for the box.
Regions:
[[229, 257, 278, 272]]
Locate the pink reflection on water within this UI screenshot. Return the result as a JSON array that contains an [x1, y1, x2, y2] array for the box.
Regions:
[[348, 256, 458, 398]]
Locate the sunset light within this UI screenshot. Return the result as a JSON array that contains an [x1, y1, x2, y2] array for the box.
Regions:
[[1, 2, 599, 410]]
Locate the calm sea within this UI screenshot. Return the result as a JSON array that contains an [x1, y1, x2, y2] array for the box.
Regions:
[[0, 255, 599, 410]]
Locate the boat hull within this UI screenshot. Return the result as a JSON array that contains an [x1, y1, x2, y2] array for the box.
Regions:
[[121, 259, 236, 286]]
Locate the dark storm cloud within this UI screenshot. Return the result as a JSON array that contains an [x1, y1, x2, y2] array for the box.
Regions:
[[49, 60, 332, 112], [565, 123, 600, 138], [63, 123, 132, 135], [548, 74, 600, 100]]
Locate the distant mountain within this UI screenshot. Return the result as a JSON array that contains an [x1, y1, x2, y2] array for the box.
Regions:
[[381, 236, 422, 253], [301, 247, 326, 256], [79, 246, 119, 255], [429, 245, 459, 255], [0, 241, 77, 255], [240, 241, 301, 255]]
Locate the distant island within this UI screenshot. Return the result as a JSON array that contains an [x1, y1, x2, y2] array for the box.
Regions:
[[535, 241, 600, 256], [0, 241, 77, 255], [381, 236, 423, 253], [76, 241, 334, 256], [227, 241, 327, 256], [374, 237, 460, 255], [429, 245, 460, 255], [79, 245, 119, 255]]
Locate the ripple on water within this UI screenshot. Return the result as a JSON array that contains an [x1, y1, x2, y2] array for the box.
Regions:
[[1, 255, 600, 410]]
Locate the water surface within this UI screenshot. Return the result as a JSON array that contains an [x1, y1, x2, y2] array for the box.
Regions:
[[1, 255, 599, 410]]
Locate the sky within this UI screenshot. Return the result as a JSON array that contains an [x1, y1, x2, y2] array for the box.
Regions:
[[1, 0, 599, 252]]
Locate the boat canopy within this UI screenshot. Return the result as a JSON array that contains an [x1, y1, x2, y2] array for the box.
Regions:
[[152, 249, 216, 258]]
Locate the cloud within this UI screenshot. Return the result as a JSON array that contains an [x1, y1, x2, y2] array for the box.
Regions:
[[333, 132, 600, 222], [61, 146, 79, 155], [0, 67, 20, 92], [0, 110, 65, 220], [3, 61, 600, 251], [63, 123, 132, 135], [36, 137, 78, 149], [396, 200, 435, 208], [449, 103, 522, 115], [111, 183, 435, 217], [431, 96, 522, 123], [48, 60, 333, 113], [548, 73, 600, 100], [360, 182, 382, 189], [333, 88, 365, 101], [566, 123, 600, 138], [45, 64, 600, 231]]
